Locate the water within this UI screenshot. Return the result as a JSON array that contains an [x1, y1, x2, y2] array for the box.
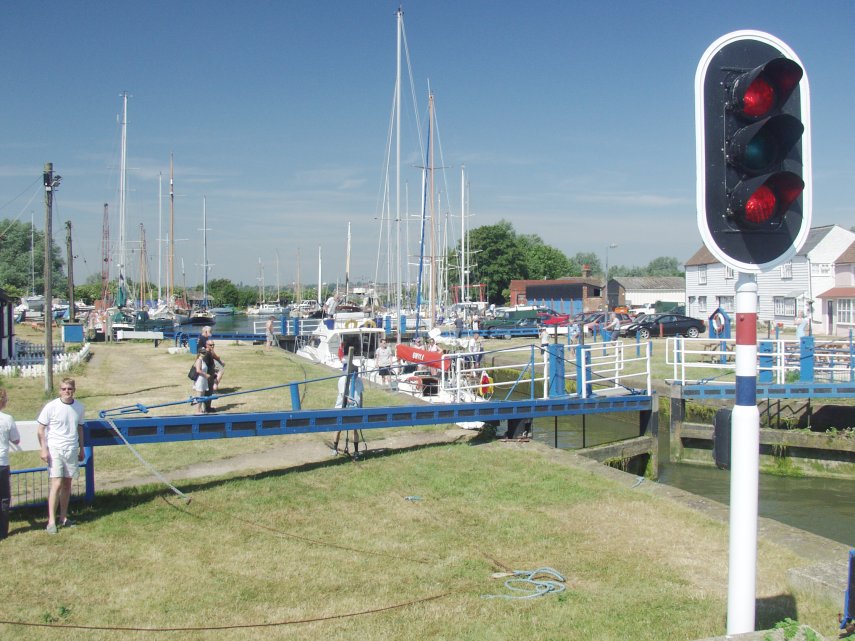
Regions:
[[201, 313, 271, 335], [529, 413, 855, 547]]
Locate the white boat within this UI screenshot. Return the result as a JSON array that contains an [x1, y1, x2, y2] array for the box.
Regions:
[[296, 322, 386, 369], [248, 302, 287, 316]]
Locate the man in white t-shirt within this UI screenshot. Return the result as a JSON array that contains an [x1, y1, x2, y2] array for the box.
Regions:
[[37, 377, 85, 534], [0, 388, 20, 540]]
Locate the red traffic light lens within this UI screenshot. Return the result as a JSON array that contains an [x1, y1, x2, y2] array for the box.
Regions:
[[742, 77, 775, 118], [744, 185, 776, 224]]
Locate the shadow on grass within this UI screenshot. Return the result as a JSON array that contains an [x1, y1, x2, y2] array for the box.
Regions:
[[12, 438, 473, 530]]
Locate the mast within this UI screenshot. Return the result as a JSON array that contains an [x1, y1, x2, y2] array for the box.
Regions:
[[117, 92, 129, 308], [295, 249, 302, 305], [275, 250, 281, 303], [138, 223, 148, 308], [202, 196, 209, 309], [460, 165, 466, 309], [317, 245, 322, 305], [395, 6, 403, 342], [428, 92, 436, 328], [344, 222, 351, 302], [168, 153, 175, 306], [157, 172, 162, 304]]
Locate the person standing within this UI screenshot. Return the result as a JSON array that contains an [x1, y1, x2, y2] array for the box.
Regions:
[[0, 389, 20, 540], [796, 312, 810, 339], [265, 316, 275, 349], [332, 363, 365, 457], [607, 313, 621, 341], [37, 378, 85, 534], [374, 338, 394, 385], [192, 347, 210, 415]]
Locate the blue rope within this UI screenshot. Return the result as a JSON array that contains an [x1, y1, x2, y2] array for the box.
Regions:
[[482, 567, 566, 600]]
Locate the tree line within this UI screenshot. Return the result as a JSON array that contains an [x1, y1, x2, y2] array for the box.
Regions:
[[1, 217, 683, 308], [453, 220, 684, 304]]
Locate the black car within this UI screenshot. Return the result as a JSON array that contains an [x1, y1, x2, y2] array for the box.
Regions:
[[622, 313, 706, 339]]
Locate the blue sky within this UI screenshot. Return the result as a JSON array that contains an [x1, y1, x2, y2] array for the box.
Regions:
[[1, 1, 853, 292]]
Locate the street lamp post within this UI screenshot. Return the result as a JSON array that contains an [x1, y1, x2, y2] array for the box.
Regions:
[[604, 243, 617, 310]]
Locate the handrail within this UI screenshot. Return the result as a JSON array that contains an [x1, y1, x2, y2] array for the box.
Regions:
[[667, 335, 855, 385]]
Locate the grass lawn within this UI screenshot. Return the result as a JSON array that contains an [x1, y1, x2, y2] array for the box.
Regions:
[[3, 441, 838, 640]]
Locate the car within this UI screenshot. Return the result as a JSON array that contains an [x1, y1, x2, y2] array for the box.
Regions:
[[621, 313, 706, 339], [581, 312, 632, 335]]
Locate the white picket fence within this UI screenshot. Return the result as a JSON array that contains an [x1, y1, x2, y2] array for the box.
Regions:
[[1, 343, 92, 378]]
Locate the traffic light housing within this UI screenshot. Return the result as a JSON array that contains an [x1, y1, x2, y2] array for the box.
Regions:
[[696, 31, 811, 273]]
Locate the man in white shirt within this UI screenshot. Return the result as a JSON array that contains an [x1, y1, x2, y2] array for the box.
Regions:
[[37, 378, 85, 534], [0, 388, 20, 540]]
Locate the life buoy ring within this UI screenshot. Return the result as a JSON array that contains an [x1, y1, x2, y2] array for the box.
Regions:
[[362, 319, 376, 328], [711, 311, 726, 335], [345, 320, 358, 329], [479, 372, 494, 396]]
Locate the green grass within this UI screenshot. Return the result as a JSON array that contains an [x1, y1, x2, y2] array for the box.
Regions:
[[3, 442, 838, 641]]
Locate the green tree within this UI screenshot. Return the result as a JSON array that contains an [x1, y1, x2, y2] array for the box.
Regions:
[[207, 278, 241, 307], [468, 221, 528, 304], [0, 218, 65, 296], [517, 234, 576, 279], [573, 252, 602, 276]]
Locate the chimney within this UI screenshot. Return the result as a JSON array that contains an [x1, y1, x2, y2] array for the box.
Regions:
[[581, 263, 591, 278]]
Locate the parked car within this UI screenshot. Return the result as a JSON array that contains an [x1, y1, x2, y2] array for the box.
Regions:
[[582, 312, 632, 335], [621, 313, 706, 339]]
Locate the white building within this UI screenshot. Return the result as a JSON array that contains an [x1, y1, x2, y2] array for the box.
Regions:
[[685, 225, 855, 329], [816, 240, 855, 336]]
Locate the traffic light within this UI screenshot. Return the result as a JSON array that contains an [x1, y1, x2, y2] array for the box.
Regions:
[[696, 31, 811, 273]]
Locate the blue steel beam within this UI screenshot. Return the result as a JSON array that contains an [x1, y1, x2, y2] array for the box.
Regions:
[[85, 394, 654, 447], [681, 382, 855, 400]]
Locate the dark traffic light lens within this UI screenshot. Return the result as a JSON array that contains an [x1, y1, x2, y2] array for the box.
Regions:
[[744, 185, 776, 224], [743, 130, 778, 172], [742, 77, 775, 118]]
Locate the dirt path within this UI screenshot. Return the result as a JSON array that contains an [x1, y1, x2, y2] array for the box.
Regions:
[[100, 427, 477, 491]]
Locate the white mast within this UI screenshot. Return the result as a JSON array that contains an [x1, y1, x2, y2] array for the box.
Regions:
[[118, 91, 129, 305], [317, 245, 322, 305], [157, 172, 162, 304], [201, 196, 209, 309], [395, 6, 403, 342], [345, 221, 352, 301], [460, 165, 466, 308], [275, 250, 281, 302]]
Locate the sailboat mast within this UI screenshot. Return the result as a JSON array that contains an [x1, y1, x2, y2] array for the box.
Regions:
[[460, 165, 466, 309], [118, 91, 129, 306], [202, 196, 208, 309], [168, 153, 175, 305], [428, 92, 436, 328], [317, 246, 322, 305], [345, 221, 351, 301], [157, 172, 163, 304], [395, 6, 403, 342]]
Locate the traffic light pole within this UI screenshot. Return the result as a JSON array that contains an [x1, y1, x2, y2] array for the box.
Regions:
[[727, 272, 760, 635]]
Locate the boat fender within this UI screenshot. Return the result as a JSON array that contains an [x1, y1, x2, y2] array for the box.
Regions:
[[480, 372, 494, 395]]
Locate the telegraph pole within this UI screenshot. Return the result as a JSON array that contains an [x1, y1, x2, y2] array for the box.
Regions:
[[43, 163, 61, 393]]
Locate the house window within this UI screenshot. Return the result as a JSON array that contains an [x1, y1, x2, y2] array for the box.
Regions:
[[725, 266, 735, 280], [811, 263, 832, 276], [838, 299, 854, 325], [698, 296, 707, 313], [779, 261, 793, 279], [698, 264, 707, 285], [718, 296, 734, 313], [773, 296, 796, 317]]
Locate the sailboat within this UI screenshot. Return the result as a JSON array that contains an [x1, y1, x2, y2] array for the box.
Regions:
[[184, 196, 215, 326]]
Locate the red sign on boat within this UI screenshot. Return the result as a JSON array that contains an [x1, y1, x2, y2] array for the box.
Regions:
[[395, 344, 450, 371]]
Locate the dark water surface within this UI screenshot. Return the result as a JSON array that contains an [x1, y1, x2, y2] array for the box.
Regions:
[[530, 412, 855, 547]]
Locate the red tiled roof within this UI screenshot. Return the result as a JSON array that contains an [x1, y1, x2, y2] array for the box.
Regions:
[[816, 286, 855, 299]]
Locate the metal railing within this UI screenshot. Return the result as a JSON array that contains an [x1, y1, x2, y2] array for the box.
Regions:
[[666, 335, 855, 385]]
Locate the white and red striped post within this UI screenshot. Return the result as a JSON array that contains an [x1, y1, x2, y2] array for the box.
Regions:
[[727, 272, 760, 635]]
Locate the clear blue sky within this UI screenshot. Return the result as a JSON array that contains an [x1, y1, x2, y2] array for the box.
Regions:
[[1, 1, 852, 292]]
